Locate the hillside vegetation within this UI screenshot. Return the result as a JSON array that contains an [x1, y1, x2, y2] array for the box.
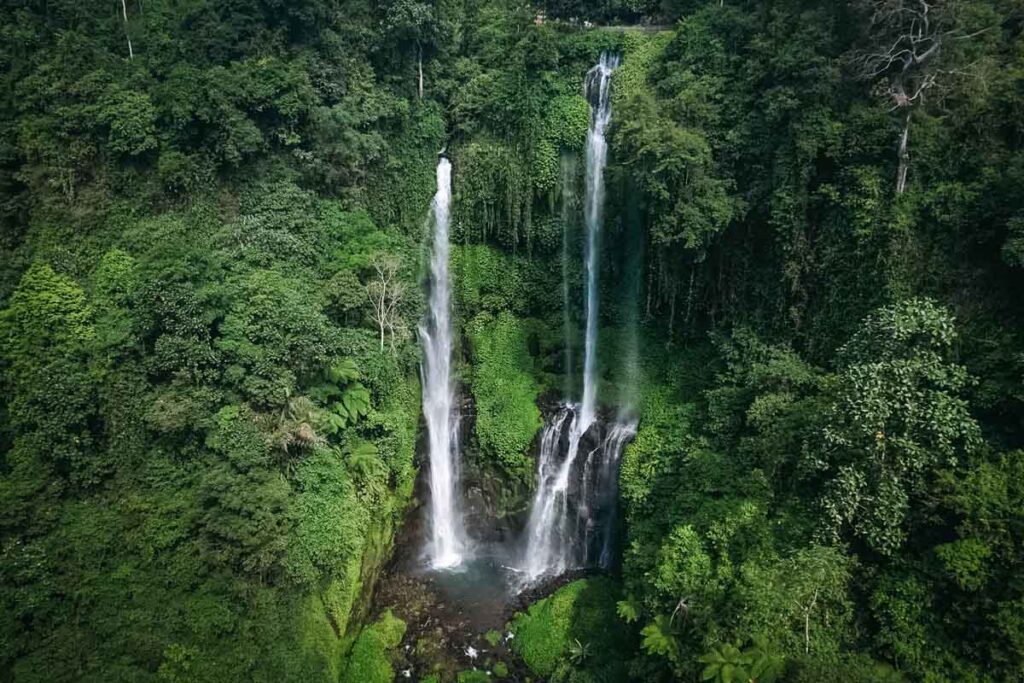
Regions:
[[2, 0, 1023, 681]]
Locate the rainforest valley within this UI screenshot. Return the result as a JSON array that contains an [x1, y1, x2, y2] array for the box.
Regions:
[[2, 1, 1024, 681]]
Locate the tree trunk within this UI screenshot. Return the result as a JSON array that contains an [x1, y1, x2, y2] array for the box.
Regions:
[[896, 110, 911, 194], [668, 287, 677, 345], [684, 266, 695, 326], [804, 588, 819, 654], [120, 0, 134, 60], [417, 43, 424, 99]]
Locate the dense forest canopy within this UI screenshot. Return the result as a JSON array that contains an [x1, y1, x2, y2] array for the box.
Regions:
[[1, 0, 1023, 682]]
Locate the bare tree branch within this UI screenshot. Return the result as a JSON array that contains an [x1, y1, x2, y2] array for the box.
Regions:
[[365, 254, 407, 354], [851, 0, 992, 193]]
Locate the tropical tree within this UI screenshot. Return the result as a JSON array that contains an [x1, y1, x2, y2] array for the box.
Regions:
[[819, 298, 981, 554]]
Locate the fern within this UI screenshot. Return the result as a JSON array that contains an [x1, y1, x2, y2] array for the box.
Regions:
[[640, 615, 680, 663], [341, 384, 371, 421], [328, 359, 360, 383], [616, 596, 642, 624]]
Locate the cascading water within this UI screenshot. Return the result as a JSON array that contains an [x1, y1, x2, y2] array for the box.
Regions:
[[592, 420, 637, 569], [517, 53, 625, 588], [519, 406, 576, 581], [518, 408, 635, 586], [420, 157, 468, 570], [580, 51, 619, 431], [560, 152, 578, 399]]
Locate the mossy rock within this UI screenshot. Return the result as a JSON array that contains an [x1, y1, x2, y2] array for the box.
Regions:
[[341, 610, 406, 683], [509, 578, 631, 682]]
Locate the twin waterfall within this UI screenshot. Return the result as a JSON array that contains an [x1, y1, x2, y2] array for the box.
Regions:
[[420, 158, 468, 569], [580, 52, 619, 433], [419, 54, 633, 587], [517, 53, 633, 588]]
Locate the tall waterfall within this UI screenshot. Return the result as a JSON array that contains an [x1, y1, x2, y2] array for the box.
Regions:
[[517, 53, 624, 588], [560, 152, 578, 399], [580, 51, 620, 432], [420, 157, 467, 569]]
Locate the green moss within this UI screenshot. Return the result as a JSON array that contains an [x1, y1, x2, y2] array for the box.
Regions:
[[510, 578, 631, 682], [511, 580, 586, 676], [466, 311, 543, 477], [341, 610, 406, 683], [484, 629, 502, 647], [295, 592, 346, 681], [493, 661, 510, 678], [457, 670, 492, 683]]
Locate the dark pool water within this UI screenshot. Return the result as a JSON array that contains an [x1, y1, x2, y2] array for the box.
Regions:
[[413, 544, 519, 632]]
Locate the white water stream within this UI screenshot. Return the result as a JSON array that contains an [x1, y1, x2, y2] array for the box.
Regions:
[[518, 53, 623, 587], [420, 158, 468, 569]]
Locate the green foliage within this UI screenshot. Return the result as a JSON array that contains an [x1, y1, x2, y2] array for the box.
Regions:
[[615, 87, 737, 254], [1, 126, 422, 681], [217, 270, 340, 408], [308, 361, 373, 437], [466, 311, 543, 477], [697, 639, 783, 683], [821, 299, 981, 554], [2, 1, 1024, 681], [532, 95, 591, 194], [341, 610, 407, 683], [455, 139, 534, 249], [453, 244, 559, 319], [612, 26, 737, 296], [285, 447, 368, 590], [511, 577, 632, 682], [640, 615, 682, 664], [616, 595, 641, 624], [0, 262, 99, 493], [201, 406, 292, 579]]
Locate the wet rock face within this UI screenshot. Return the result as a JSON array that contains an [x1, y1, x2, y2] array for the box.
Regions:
[[372, 568, 528, 682], [455, 391, 533, 544], [515, 399, 636, 586], [461, 473, 524, 545]]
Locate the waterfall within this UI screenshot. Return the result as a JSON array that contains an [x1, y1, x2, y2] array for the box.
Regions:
[[517, 408, 636, 587], [517, 53, 625, 588], [420, 157, 467, 570], [593, 420, 636, 568], [519, 406, 576, 581], [560, 152, 578, 399], [580, 51, 620, 432]]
